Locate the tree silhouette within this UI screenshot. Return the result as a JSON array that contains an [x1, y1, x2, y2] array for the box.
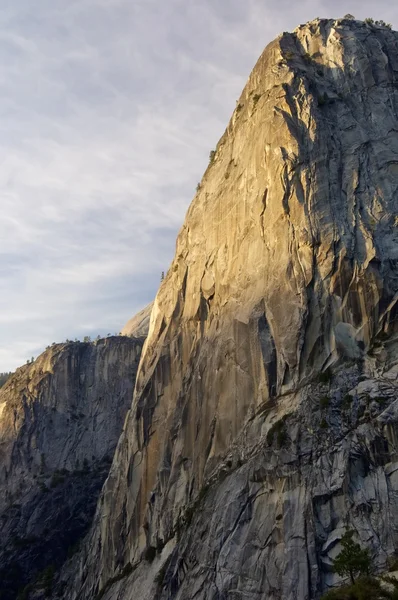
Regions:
[[332, 529, 371, 584], [0, 372, 12, 388]]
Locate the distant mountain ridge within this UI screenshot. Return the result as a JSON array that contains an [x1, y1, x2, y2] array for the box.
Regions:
[[121, 302, 153, 338]]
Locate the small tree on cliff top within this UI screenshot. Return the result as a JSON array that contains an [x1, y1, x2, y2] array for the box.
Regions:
[[333, 529, 371, 584]]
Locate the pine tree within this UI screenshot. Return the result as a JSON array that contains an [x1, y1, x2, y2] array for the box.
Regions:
[[332, 529, 371, 584]]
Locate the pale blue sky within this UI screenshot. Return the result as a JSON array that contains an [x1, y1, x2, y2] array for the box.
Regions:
[[1, 1, 397, 371]]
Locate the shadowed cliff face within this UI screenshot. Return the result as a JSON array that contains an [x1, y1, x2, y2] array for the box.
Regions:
[[62, 18, 398, 600], [0, 336, 143, 599]]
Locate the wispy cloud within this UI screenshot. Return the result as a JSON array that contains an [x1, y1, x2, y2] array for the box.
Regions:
[[1, 0, 397, 370]]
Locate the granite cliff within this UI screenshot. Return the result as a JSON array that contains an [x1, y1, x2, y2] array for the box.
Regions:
[[11, 15, 398, 600], [121, 302, 154, 338], [0, 336, 144, 599]]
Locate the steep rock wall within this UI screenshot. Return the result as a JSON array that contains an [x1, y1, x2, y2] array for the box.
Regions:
[[0, 336, 143, 599], [63, 18, 398, 600]]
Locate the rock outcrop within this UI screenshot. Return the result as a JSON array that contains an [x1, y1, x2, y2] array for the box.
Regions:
[[0, 336, 143, 599], [57, 17, 398, 600], [121, 302, 153, 338]]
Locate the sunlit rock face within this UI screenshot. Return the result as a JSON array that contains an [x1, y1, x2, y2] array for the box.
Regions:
[[61, 18, 398, 600], [121, 302, 153, 338], [0, 336, 143, 599]]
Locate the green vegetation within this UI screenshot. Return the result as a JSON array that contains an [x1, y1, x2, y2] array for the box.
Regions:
[[67, 540, 80, 559], [318, 529, 398, 600], [175, 483, 210, 540], [17, 583, 33, 600], [333, 529, 371, 584], [318, 93, 328, 106], [17, 564, 55, 600], [40, 565, 55, 596], [358, 404, 369, 420], [266, 415, 288, 447], [144, 546, 157, 562], [0, 371, 12, 388], [50, 472, 66, 488], [378, 330, 390, 342], [342, 394, 353, 410], [320, 396, 330, 410], [387, 556, 398, 572], [209, 150, 216, 164], [318, 369, 333, 384], [12, 535, 38, 548], [322, 576, 398, 600], [365, 18, 392, 29], [373, 396, 388, 407]]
